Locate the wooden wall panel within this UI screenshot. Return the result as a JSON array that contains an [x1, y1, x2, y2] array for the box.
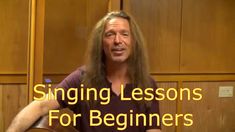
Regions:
[[0, 85, 3, 131], [0, 0, 29, 73], [0, 84, 28, 132], [123, 0, 182, 73], [181, 0, 235, 73], [0, 0, 29, 131], [108, 0, 121, 11], [43, 0, 109, 74], [182, 82, 235, 132], [157, 82, 177, 132]]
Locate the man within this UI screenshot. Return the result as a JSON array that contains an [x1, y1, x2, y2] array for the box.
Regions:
[[7, 11, 161, 132]]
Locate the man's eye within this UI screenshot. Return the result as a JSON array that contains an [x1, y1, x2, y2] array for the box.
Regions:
[[105, 32, 114, 37], [122, 32, 129, 36]]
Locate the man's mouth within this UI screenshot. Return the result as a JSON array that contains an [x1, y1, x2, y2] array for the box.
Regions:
[[111, 48, 125, 55]]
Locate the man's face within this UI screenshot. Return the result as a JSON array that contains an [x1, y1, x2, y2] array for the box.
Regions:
[[102, 17, 132, 64]]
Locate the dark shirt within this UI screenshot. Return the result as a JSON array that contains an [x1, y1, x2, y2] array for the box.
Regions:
[[56, 67, 161, 132]]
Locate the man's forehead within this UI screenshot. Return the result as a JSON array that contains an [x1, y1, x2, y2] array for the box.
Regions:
[[104, 17, 130, 31]]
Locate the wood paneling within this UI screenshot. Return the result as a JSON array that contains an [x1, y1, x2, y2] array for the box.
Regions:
[[108, 0, 121, 11], [181, 0, 235, 73], [123, 0, 235, 73], [152, 73, 235, 82], [0, 85, 3, 131], [182, 82, 235, 132], [43, 0, 109, 74], [157, 82, 177, 132], [123, 0, 182, 73], [0, 0, 29, 131], [0, 84, 28, 132], [28, 0, 45, 101], [0, 0, 29, 73], [0, 74, 27, 84]]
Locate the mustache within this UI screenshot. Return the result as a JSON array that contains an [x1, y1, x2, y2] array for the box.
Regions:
[[111, 47, 125, 51]]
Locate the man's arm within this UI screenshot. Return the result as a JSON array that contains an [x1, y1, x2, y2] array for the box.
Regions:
[[146, 129, 162, 132], [7, 94, 60, 132]]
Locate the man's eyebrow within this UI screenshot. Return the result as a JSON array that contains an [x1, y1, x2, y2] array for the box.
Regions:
[[104, 30, 115, 35], [105, 29, 130, 32], [104, 29, 114, 32], [120, 30, 130, 33]]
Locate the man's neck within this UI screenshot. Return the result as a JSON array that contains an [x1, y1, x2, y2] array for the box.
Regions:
[[105, 61, 129, 83]]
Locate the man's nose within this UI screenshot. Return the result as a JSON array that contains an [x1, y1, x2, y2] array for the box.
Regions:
[[114, 34, 122, 44]]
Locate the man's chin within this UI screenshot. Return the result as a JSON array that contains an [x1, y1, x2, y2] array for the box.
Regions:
[[111, 57, 127, 63]]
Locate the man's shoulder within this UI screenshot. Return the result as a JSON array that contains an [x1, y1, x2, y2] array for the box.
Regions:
[[74, 65, 86, 75], [63, 66, 86, 83], [69, 65, 86, 77], [56, 66, 86, 88], [148, 76, 157, 88]]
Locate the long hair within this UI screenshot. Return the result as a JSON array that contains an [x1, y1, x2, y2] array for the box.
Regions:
[[83, 11, 151, 89]]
